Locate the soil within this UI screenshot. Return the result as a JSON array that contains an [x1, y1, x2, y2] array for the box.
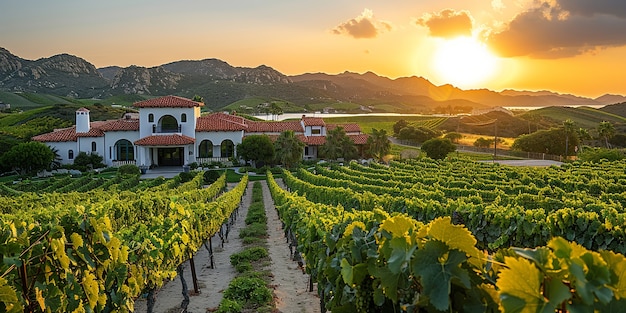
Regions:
[[133, 180, 322, 313]]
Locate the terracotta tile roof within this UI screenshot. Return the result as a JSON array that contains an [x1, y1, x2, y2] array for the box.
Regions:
[[99, 119, 140, 131], [302, 134, 369, 146], [76, 128, 104, 137], [247, 120, 303, 133], [302, 116, 325, 126], [134, 134, 196, 146], [304, 136, 326, 146], [327, 123, 361, 133], [32, 127, 77, 142], [76, 107, 90, 112], [196, 113, 248, 131], [349, 134, 370, 145], [134, 95, 204, 108]]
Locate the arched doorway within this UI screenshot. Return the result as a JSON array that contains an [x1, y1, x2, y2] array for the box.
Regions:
[[199, 140, 213, 158], [114, 139, 134, 161], [220, 140, 234, 158]]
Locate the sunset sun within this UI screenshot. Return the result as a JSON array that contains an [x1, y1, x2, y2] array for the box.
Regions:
[[432, 36, 499, 88]]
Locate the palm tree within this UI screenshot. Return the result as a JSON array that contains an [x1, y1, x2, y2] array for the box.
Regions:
[[367, 128, 391, 162], [598, 121, 615, 148], [274, 130, 305, 168], [563, 119, 575, 156], [321, 127, 356, 162]]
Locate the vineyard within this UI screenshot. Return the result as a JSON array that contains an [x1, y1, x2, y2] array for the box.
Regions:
[[271, 158, 626, 312], [3, 157, 626, 312], [1, 171, 247, 312]]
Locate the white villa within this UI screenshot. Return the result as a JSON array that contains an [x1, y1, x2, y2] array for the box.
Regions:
[[33, 95, 368, 168]]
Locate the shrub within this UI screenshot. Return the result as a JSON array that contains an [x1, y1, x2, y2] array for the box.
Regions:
[[216, 298, 242, 313], [117, 164, 140, 176], [235, 261, 253, 273], [239, 223, 267, 238], [223, 276, 272, 306], [179, 171, 195, 183], [204, 170, 221, 184], [578, 148, 625, 163], [230, 247, 269, 267]]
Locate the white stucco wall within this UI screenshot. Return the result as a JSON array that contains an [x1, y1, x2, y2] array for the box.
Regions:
[[44, 141, 77, 165], [103, 131, 140, 165], [138, 107, 198, 138]]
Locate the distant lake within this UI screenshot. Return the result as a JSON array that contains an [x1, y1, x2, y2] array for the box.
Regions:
[[252, 104, 607, 121]]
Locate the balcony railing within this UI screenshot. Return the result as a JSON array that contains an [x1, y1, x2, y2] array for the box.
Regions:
[[112, 160, 136, 167], [152, 125, 181, 134]]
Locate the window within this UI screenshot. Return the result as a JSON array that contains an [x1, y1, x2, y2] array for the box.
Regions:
[[181, 113, 187, 123], [312, 128, 321, 135], [91, 141, 97, 152], [68, 150, 74, 160], [304, 146, 309, 155], [220, 140, 234, 158], [148, 113, 154, 123], [199, 140, 213, 158], [115, 139, 134, 161], [159, 115, 179, 133]]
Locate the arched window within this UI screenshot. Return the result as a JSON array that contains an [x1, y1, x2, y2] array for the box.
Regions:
[[148, 113, 154, 123], [115, 139, 134, 161], [181, 113, 187, 123], [68, 150, 74, 160], [159, 115, 179, 133], [199, 140, 213, 158], [220, 140, 234, 158], [91, 141, 97, 152]]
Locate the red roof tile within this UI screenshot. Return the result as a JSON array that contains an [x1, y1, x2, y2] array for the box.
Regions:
[[349, 134, 370, 145], [304, 136, 326, 146], [76, 107, 90, 112], [76, 128, 104, 137], [134, 134, 196, 146], [99, 119, 140, 131], [134, 95, 204, 108], [32, 127, 77, 142], [327, 123, 361, 133], [302, 116, 325, 126], [196, 113, 248, 131], [247, 120, 303, 133]]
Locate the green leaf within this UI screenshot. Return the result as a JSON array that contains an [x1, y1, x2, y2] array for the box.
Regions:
[[497, 256, 547, 313], [0, 277, 22, 313], [512, 247, 551, 271], [412, 240, 470, 311], [546, 278, 571, 309], [340, 258, 367, 286], [600, 250, 626, 299], [387, 237, 416, 274]]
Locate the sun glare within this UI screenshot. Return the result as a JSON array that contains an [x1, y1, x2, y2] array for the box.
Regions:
[[432, 36, 499, 89]]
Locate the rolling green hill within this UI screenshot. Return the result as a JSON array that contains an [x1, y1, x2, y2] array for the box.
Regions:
[[522, 106, 626, 130]]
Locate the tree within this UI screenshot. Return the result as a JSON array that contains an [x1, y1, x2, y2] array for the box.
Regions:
[[0, 141, 54, 175], [421, 138, 456, 160], [367, 128, 390, 162], [321, 127, 357, 161], [444, 132, 463, 143], [397, 126, 440, 143], [192, 95, 204, 103], [236, 135, 275, 167], [598, 121, 615, 148], [274, 130, 305, 168], [473, 137, 494, 148], [393, 119, 409, 136], [269, 102, 283, 121], [512, 128, 579, 155], [563, 119, 576, 156], [73, 152, 105, 170]]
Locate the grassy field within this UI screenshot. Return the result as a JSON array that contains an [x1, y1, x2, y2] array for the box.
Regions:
[[223, 97, 303, 114], [523, 106, 626, 129], [323, 115, 449, 134]]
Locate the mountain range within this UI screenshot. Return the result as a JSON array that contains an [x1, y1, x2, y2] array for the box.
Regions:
[[1, 47, 624, 113]]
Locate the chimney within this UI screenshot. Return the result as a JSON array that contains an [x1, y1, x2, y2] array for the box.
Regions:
[[76, 107, 90, 133]]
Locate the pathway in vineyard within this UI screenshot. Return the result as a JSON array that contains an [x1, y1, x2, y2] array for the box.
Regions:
[[134, 180, 321, 313]]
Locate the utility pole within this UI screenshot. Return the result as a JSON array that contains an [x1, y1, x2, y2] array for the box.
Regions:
[[493, 119, 497, 163]]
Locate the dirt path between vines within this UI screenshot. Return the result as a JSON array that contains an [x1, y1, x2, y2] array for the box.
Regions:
[[134, 180, 321, 313]]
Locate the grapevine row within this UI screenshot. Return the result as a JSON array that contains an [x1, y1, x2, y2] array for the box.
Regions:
[[268, 171, 626, 312]]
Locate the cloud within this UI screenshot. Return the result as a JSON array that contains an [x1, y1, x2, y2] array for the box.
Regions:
[[487, 0, 626, 58], [332, 9, 393, 39], [416, 9, 473, 38]]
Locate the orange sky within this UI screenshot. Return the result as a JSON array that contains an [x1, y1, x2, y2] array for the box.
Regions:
[[1, 0, 625, 98]]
